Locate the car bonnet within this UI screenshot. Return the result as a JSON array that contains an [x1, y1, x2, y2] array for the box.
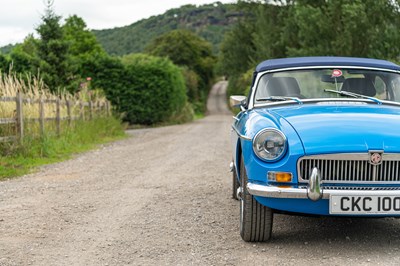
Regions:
[[261, 103, 400, 155]]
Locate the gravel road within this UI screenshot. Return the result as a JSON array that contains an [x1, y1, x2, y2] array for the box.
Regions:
[[1, 81, 400, 266]]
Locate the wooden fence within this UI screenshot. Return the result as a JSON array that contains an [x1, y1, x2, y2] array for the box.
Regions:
[[0, 92, 111, 142]]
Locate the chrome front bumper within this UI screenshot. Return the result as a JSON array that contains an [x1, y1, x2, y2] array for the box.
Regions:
[[247, 183, 400, 200], [247, 167, 400, 201]]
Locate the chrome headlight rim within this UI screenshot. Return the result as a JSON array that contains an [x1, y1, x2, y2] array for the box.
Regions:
[[252, 128, 287, 162]]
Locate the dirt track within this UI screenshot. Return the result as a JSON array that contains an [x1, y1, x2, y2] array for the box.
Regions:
[[1, 81, 400, 265]]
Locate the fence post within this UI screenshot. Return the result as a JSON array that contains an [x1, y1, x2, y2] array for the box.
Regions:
[[56, 98, 61, 136], [39, 96, 45, 136], [15, 91, 24, 141], [80, 101, 84, 120], [97, 101, 100, 118], [66, 100, 71, 126], [89, 101, 93, 120], [106, 101, 110, 116]]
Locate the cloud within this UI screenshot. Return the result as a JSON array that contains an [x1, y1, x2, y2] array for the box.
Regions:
[[0, 27, 35, 46]]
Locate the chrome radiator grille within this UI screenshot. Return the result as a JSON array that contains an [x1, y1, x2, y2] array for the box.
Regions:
[[298, 154, 400, 183]]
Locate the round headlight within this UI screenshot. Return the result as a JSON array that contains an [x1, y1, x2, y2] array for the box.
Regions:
[[252, 129, 287, 162]]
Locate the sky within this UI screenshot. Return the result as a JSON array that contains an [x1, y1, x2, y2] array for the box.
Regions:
[[0, 0, 235, 47]]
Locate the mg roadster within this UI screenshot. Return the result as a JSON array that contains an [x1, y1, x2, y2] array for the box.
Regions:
[[230, 56, 400, 242]]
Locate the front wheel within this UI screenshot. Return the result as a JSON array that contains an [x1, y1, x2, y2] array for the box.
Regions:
[[239, 155, 273, 242]]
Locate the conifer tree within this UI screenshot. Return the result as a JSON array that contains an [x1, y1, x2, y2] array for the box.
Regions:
[[36, 0, 70, 91]]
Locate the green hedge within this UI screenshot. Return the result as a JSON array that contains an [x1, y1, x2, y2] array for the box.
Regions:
[[80, 53, 190, 125], [119, 54, 188, 125]]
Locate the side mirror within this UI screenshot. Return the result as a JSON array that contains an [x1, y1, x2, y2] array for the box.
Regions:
[[230, 95, 247, 108]]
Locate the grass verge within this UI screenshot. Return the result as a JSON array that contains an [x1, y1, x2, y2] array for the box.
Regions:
[[0, 117, 126, 180]]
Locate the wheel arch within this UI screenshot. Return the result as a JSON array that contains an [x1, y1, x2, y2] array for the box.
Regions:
[[235, 139, 243, 183]]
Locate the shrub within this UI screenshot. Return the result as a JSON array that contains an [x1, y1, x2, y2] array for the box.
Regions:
[[118, 53, 188, 125], [181, 67, 200, 103], [181, 67, 207, 114]]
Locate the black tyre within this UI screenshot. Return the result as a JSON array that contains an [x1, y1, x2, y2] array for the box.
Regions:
[[239, 155, 273, 242], [232, 167, 240, 200]]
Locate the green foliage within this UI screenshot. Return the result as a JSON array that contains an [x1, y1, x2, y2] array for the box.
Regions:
[[80, 53, 192, 125], [3, 9, 109, 93], [181, 67, 200, 103], [217, 20, 256, 78], [9, 35, 41, 74], [146, 29, 215, 83], [80, 55, 128, 96], [0, 116, 126, 179], [6, 3, 108, 93], [0, 54, 9, 73], [146, 30, 211, 65], [252, 4, 286, 61], [220, 0, 400, 97], [146, 29, 215, 114], [226, 68, 254, 101], [0, 44, 15, 54], [93, 2, 241, 56], [35, 1, 71, 91], [63, 15, 107, 78], [116, 54, 188, 125], [282, 0, 400, 59], [62, 15, 108, 92], [168, 102, 195, 125], [63, 15, 105, 59]]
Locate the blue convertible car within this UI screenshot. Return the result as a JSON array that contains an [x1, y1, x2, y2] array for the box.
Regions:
[[230, 56, 400, 242]]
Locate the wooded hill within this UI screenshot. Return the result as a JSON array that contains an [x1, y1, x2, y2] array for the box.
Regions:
[[0, 44, 13, 54], [0, 2, 240, 56], [92, 2, 240, 55]]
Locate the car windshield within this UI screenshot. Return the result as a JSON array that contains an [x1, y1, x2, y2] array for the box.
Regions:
[[253, 68, 400, 105]]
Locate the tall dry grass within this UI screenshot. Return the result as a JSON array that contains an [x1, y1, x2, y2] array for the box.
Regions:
[[0, 72, 109, 139], [0, 72, 126, 178]]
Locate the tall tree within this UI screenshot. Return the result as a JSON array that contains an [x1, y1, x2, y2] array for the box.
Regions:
[[62, 15, 108, 91], [36, 0, 70, 91], [146, 29, 215, 111], [281, 0, 400, 59], [219, 0, 400, 97], [252, 4, 287, 61], [146, 29, 215, 84], [218, 20, 256, 78], [63, 15, 105, 60], [217, 1, 258, 97]]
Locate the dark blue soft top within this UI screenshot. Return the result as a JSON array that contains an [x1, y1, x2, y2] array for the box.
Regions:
[[255, 56, 400, 72]]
